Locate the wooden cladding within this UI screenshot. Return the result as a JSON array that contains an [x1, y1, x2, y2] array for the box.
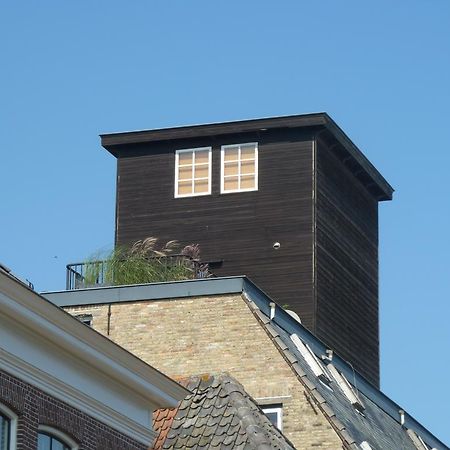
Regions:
[[113, 123, 386, 387], [315, 137, 380, 387]]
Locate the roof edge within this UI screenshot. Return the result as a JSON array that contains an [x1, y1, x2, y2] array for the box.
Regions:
[[1, 270, 188, 408], [100, 112, 327, 143], [100, 113, 393, 201], [321, 115, 394, 200]]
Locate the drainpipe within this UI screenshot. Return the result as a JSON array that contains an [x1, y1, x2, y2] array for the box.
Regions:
[[107, 304, 112, 336]]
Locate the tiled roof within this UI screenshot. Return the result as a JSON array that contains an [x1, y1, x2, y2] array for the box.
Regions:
[[152, 374, 295, 450], [243, 293, 445, 450]]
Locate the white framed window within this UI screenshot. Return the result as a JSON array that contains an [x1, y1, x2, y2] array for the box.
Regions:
[[175, 147, 212, 198], [261, 405, 282, 431], [38, 426, 78, 450], [0, 404, 17, 450], [221, 142, 258, 193]]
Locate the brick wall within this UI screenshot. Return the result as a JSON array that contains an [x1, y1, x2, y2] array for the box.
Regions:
[[0, 369, 148, 450], [66, 294, 343, 450]]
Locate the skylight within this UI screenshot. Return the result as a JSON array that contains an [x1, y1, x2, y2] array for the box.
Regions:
[[327, 364, 364, 412], [290, 334, 330, 383]]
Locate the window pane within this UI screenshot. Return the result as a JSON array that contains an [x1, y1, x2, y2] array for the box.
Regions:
[[0, 414, 9, 450], [224, 177, 239, 191], [194, 150, 209, 164], [178, 181, 192, 195], [178, 152, 192, 165], [224, 162, 239, 176], [241, 175, 255, 189], [194, 165, 208, 179], [240, 144, 256, 160], [52, 439, 67, 450], [178, 166, 192, 180], [176, 148, 211, 197], [38, 433, 51, 450], [194, 180, 209, 193], [240, 160, 255, 175], [264, 411, 278, 427], [262, 405, 282, 430], [224, 147, 239, 161], [38, 433, 71, 450]]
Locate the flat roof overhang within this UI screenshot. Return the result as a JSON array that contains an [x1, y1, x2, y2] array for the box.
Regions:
[[100, 113, 394, 201]]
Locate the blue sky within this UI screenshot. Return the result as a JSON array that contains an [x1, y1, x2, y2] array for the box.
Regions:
[[1, 1, 449, 445]]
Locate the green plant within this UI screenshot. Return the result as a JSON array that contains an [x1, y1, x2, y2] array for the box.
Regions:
[[83, 237, 206, 287]]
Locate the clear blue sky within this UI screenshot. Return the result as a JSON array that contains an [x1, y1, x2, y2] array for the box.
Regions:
[[1, 1, 449, 445]]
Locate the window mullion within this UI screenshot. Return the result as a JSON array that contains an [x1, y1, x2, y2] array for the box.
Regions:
[[238, 145, 241, 190], [192, 152, 196, 193]]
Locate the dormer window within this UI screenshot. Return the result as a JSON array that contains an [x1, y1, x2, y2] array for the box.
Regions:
[[261, 404, 283, 430], [175, 147, 212, 198], [221, 143, 258, 193]]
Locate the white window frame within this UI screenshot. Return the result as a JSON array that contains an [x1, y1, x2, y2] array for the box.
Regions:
[[0, 404, 17, 450], [220, 142, 258, 194], [38, 425, 79, 450], [261, 405, 282, 431], [174, 147, 212, 198]]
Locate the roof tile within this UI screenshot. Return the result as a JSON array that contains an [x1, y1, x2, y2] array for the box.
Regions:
[[152, 374, 294, 449]]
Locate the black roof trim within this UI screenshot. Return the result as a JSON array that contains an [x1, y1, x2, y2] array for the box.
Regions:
[[100, 113, 328, 146], [100, 113, 393, 201]]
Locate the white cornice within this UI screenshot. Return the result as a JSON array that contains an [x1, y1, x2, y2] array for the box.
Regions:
[[0, 271, 187, 407]]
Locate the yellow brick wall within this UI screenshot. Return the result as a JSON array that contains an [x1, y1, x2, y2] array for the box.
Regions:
[[66, 295, 342, 450]]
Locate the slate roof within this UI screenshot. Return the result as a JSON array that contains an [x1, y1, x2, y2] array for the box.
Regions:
[[152, 374, 295, 450], [242, 288, 447, 450]]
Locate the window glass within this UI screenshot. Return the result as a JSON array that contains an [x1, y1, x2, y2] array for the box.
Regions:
[[0, 413, 10, 450], [221, 143, 258, 193], [261, 405, 282, 430], [175, 147, 211, 197], [38, 432, 70, 450]]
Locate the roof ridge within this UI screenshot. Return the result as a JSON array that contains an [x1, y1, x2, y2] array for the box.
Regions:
[[152, 372, 295, 449]]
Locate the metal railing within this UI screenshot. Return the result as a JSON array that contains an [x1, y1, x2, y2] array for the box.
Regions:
[[66, 255, 212, 290]]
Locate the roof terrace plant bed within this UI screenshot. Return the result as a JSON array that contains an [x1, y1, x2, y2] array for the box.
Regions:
[[66, 238, 211, 290]]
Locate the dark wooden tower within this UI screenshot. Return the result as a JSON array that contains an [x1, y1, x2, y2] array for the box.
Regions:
[[101, 113, 393, 387]]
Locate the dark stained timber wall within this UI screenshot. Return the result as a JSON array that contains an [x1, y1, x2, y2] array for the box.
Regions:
[[315, 137, 380, 387], [115, 129, 316, 330], [108, 115, 391, 387]]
